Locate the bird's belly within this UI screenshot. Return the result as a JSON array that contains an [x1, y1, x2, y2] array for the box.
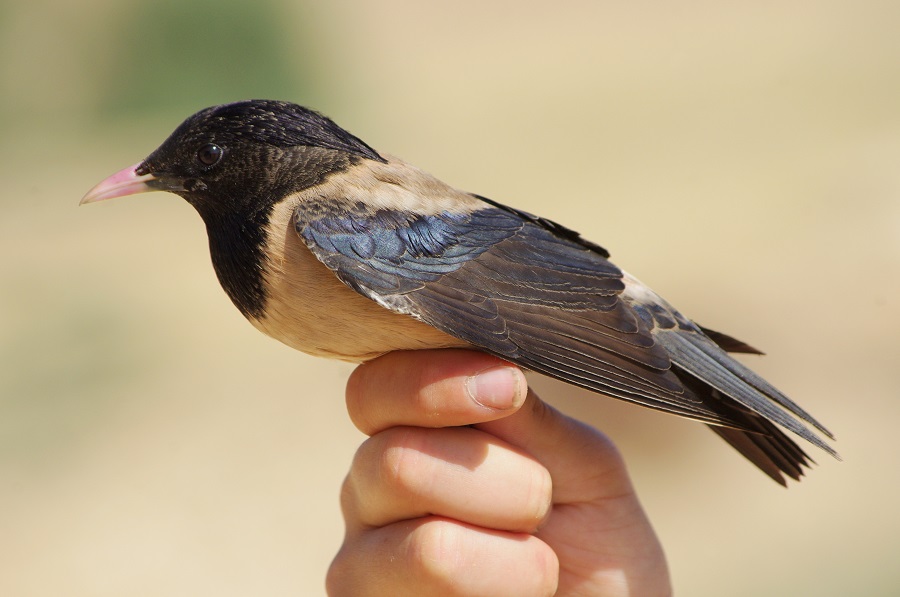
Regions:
[[250, 285, 466, 362], [251, 200, 467, 362]]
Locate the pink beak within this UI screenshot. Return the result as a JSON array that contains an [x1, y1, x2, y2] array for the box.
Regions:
[[80, 163, 159, 205]]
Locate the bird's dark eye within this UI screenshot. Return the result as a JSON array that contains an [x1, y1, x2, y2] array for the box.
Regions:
[[196, 143, 224, 166]]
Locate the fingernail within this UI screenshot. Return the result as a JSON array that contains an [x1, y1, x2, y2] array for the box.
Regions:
[[465, 366, 524, 410]]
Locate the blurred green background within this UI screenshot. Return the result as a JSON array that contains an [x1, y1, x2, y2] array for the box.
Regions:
[[2, 1, 899, 595]]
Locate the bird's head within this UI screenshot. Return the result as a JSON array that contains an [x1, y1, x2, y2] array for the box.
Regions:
[[81, 100, 384, 219]]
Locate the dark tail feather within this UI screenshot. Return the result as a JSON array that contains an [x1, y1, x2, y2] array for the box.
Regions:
[[690, 324, 830, 483], [673, 370, 819, 484], [696, 324, 764, 355], [707, 419, 813, 486]]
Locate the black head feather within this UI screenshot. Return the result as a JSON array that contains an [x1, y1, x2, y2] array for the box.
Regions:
[[137, 100, 384, 216], [133, 100, 385, 318], [158, 100, 384, 159]]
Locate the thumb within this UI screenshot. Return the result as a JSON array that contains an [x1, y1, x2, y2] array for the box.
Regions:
[[475, 389, 636, 504]]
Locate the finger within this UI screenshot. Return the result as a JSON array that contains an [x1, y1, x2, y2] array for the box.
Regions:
[[346, 349, 527, 435], [327, 517, 559, 597], [342, 425, 552, 534], [476, 390, 669, 594], [476, 389, 634, 504]]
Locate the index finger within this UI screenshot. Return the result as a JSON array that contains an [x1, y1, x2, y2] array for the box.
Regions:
[[345, 349, 527, 436]]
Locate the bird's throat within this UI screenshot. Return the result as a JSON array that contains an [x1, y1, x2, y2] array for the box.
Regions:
[[204, 209, 272, 320]]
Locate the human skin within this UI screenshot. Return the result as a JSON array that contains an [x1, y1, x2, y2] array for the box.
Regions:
[[327, 349, 672, 597]]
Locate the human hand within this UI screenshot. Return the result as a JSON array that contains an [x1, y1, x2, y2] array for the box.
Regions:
[[327, 349, 671, 596]]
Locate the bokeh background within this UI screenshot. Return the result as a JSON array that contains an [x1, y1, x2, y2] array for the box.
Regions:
[[2, 1, 899, 595]]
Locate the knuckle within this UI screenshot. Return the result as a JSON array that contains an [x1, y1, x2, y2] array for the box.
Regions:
[[405, 520, 559, 597], [405, 519, 463, 589], [377, 428, 433, 499], [325, 546, 353, 596], [337, 472, 358, 520], [410, 358, 454, 418], [533, 541, 561, 596], [344, 364, 376, 433], [526, 464, 554, 528]]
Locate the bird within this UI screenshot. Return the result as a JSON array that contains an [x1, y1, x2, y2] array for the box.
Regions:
[[81, 99, 837, 485]]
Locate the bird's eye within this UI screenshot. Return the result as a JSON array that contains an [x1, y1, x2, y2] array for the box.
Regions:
[[196, 144, 224, 166]]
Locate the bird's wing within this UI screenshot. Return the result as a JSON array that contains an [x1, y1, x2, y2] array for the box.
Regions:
[[295, 194, 796, 432]]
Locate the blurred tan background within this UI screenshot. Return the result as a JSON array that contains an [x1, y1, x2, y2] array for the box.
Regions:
[[2, 0, 899, 595]]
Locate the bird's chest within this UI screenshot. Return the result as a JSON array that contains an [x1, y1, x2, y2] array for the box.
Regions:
[[248, 199, 465, 362]]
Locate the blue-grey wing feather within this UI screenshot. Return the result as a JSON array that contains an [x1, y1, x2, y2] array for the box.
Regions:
[[296, 198, 744, 426], [293, 195, 835, 484]]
